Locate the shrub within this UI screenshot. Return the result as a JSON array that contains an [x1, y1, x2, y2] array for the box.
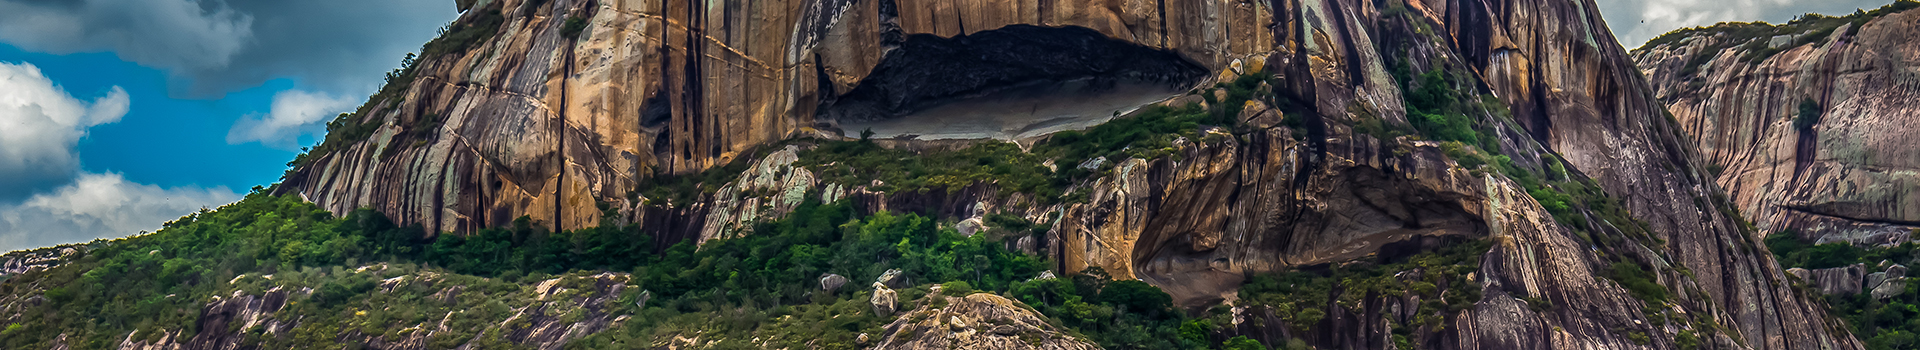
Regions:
[[1606, 262, 1669, 303], [1795, 98, 1822, 131], [561, 17, 589, 39], [940, 281, 974, 295]]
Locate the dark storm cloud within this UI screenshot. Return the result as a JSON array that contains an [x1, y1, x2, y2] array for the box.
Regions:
[[0, 0, 458, 97], [1599, 0, 1902, 49]]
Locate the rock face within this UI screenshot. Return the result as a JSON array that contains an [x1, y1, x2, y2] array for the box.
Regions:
[[274, 0, 1862, 348], [1632, 9, 1920, 245], [283, 0, 1278, 235], [873, 293, 1100, 350]]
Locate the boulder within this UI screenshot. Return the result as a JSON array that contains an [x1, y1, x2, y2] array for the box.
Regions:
[[876, 269, 910, 288], [1803, 264, 1868, 295], [1875, 279, 1908, 300], [956, 217, 986, 237], [821, 274, 849, 292], [871, 283, 898, 317]]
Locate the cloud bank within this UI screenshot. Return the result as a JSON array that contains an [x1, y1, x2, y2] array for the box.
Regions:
[[0, 61, 241, 252], [0, 0, 455, 96], [0, 61, 128, 199], [0, 173, 239, 252]]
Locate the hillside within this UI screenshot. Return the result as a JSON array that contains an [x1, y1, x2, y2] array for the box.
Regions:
[[0, 0, 1862, 349]]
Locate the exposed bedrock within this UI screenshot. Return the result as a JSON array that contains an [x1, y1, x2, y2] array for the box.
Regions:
[[281, 0, 1857, 347], [1632, 9, 1920, 246]]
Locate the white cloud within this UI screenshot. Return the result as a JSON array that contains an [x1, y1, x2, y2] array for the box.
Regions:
[[0, 172, 240, 252], [0, 0, 253, 71], [0, 61, 129, 198], [226, 89, 358, 148]]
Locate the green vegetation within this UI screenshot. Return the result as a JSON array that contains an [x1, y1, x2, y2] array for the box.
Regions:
[[1003, 269, 1211, 349], [1239, 239, 1490, 336], [1641, 1, 1920, 73], [797, 140, 1059, 200], [794, 71, 1272, 205], [1796, 97, 1823, 131], [561, 17, 589, 39], [635, 154, 754, 207], [424, 8, 506, 58], [1405, 68, 1483, 145], [1766, 231, 1920, 350]]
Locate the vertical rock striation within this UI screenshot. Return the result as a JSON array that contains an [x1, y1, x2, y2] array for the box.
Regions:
[[275, 0, 1859, 348], [1633, 8, 1920, 246]]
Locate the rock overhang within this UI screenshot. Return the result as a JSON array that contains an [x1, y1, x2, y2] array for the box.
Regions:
[[817, 24, 1211, 141]]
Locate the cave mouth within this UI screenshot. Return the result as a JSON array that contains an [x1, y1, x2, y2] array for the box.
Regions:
[[820, 24, 1208, 141]]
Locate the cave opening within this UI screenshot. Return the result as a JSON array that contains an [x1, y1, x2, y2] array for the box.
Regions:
[[819, 25, 1208, 141]]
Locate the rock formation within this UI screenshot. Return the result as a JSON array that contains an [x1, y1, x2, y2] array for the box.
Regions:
[[266, 0, 1866, 348], [1632, 7, 1920, 246], [873, 292, 1100, 350]]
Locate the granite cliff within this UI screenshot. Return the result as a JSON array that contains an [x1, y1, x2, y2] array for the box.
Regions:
[[1631, 2, 1920, 246], [42, 0, 1859, 348]]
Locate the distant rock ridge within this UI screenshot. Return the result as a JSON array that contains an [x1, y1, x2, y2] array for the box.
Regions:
[[1632, 5, 1920, 246]]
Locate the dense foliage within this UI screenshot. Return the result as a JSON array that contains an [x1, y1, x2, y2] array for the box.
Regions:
[[1767, 231, 1920, 350], [1238, 239, 1490, 346], [0, 186, 1265, 349]]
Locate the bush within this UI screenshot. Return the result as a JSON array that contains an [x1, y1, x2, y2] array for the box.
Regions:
[[1795, 98, 1822, 131], [561, 17, 589, 39], [940, 281, 974, 295], [1607, 262, 1669, 303]]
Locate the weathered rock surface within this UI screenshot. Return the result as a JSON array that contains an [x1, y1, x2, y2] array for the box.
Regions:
[[266, 0, 1862, 348], [284, 0, 1281, 235], [873, 293, 1099, 350], [0, 245, 78, 278], [1632, 9, 1920, 245], [821, 273, 850, 292], [872, 282, 899, 317], [1793, 264, 1868, 295]]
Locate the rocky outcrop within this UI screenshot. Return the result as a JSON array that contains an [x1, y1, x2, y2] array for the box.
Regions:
[[1788, 264, 1869, 295], [270, 0, 1860, 348], [873, 292, 1100, 350], [1632, 9, 1920, 246], [1787, 263, 1910, 300], [283, 0, 1281, 235], [0, 245, 79, 278], [872, 283, 899, 317], [105, 269, 633, 350], [696, 145, 828, 244]]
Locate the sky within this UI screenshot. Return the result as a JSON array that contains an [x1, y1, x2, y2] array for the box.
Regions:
[[1599, 0, 1900, 48], [0, 0, 1907, 252], [0, 0, 456, 251]]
